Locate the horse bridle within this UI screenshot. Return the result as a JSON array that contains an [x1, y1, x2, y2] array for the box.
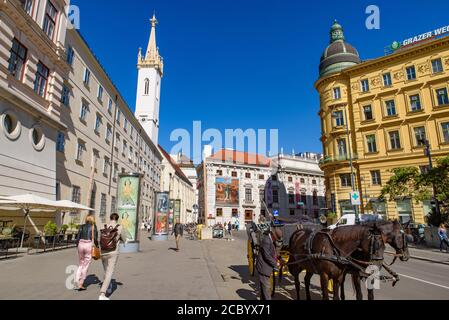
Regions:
[[367, 229, 385, 262]]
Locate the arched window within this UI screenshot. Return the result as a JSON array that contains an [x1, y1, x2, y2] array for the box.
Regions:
[[144, 79, 150, 95]]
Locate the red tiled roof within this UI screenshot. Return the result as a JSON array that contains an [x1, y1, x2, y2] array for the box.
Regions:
[[208, 149, 271, 167], [159, 145, 193, 187]]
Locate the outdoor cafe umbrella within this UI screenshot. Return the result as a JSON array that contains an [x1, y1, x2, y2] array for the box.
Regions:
[[0, 195, 92, 248]]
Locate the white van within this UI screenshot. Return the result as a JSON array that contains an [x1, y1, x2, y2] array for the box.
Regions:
[[328, 214, 384, 230]]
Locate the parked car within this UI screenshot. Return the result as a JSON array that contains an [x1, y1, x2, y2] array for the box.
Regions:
[[328, 214, 384, 230]]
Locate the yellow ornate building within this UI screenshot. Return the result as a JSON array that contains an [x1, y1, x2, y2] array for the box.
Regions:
[[316, 22, 449, 223]]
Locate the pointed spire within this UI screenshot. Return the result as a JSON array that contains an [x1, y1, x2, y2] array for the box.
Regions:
[[138, 13, 163, 75]]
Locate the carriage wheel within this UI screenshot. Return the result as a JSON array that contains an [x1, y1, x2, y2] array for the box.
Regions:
[[247, 240, 255, 277], [270, 272, 275, 297], [328, 280, 334, 294]]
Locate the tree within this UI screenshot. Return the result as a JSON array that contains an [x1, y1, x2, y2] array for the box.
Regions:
[[380, 155, 449, 226]]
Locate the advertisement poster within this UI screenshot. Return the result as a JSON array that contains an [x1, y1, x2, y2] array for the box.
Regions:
[[155, 192, 169, 235], [216, 177, 239, 206], [174, 199, 181, 223], [117, 175, 141, 242], [168, 199, 174, 233]]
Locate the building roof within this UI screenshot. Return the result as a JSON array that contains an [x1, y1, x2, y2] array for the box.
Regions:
[[159, 146, 193, 187], [319, 21, 361, 78], [207, 149, 271, 167], [171, 153, 195, 168]]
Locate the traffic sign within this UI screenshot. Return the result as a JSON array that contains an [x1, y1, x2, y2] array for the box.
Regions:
[[273, 210, 279, 217], [350, 192, 361, 206]]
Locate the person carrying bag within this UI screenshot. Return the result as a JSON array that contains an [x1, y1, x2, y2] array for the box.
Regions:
[[75, 215, 99, 291]]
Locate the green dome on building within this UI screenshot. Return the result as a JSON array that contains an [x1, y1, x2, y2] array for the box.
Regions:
[[319, 21, 361, 78]]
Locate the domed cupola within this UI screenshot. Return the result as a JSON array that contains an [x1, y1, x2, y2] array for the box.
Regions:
[[319, 20, 361, 78]]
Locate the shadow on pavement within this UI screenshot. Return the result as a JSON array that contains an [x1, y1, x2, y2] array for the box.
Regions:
[[84, 274, 101, 288]]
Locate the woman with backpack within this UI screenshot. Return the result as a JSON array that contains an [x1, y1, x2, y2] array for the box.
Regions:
[[75, 214, 99, 291], [99, 213, 127, 300]]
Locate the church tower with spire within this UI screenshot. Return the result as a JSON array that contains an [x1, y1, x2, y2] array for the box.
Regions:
[[135, 14, 164, 144]]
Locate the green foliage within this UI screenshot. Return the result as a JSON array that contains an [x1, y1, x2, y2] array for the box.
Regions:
[[44, 221, 58, 236], [60, 224, 69, 234], [327, 212, 337, 219], [380, 155, 449, 227]]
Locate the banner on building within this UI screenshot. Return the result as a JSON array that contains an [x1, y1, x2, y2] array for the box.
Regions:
[[216, 177, 239, 206], [117, 174, 142, 242], [168, 199, 174, 233], [155, 192, 169, 235], [174, 199, 181, 223]]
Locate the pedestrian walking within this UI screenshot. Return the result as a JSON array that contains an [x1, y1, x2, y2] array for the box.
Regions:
[[438, 223, 449, 252], [228, 221, 232, 240], [173, 220, 183, 251], [74, 214, 99, 291], [98, 213, 127, 300], [256, 228, 281, 300]]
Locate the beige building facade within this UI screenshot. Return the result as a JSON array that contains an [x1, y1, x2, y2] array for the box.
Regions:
[[316, 22, 449, 223]]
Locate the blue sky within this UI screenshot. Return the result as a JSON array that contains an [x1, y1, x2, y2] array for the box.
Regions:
[[71, 0, 449, 157]]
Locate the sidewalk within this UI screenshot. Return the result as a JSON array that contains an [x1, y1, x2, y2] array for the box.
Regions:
[[387, 245, 449, 266], [0, 234, 221, 300]]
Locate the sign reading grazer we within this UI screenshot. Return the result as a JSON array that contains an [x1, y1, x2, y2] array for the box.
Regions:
[[388, 24, 449, 53]]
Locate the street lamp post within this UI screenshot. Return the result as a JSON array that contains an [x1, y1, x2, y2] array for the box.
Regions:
[[421, 139, 441, 217], [333, 109, 360, 224]]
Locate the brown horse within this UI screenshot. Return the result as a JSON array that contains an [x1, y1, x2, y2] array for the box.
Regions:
[[340, 220, 410, 300], [286, 224, 386, 300]]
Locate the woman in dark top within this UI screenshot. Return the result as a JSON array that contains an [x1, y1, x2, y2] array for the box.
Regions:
[[74, 215, 98, 290]]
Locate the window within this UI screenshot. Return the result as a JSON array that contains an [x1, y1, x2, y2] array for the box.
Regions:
[[124, 118, 128, 131], [144, 79, 150, 95], [94, 115, 101, 133], [245, 188, 252, 202], [56, 131, 65, 152], [129, 146, 134, 161], [245, 210, 253, 221], [61, 85, 70, 107], [115, 133, 120, 150], [340, 174, 352, 187], [313, 190, 318, 206], [288, 193, 295, 204], [66, 46, 74, 65], [217, 170, 223, 176], [385, 100, 397, 116], [312, 179, 317, 185], [371, 171, 382, 185], [76, 141, 85, 161], [245, 172, 251, 179], [98, 85, 103, 101], [271, 175, 277, 181], [216, 208, 223, 217], [406, 66, 416, 80], [108, 98, 113, 114], [300, 192, 307, 206], [363, 105, 373, 120], [300, 178, 305, 184], [34, 62, 49, 97], [442, 122, 449, 143], [20, 0, 33, 15], [116, 109, 121, 125], [83, 68, 91, 86], [111, 196, 117, 213], [361, 79, 370, 92], [8, 39, 27, 80], [337, 138, 347, 157], [383, 73, 392, 86], [396, 199, 412, 224], [80, 102, 88, 122], [105, 124, 112, 143], [231, 171, 237, 177], [100, 193, 106, 217], [436, 88, 449, 106], [389, 131, 401, 150], [334, 111, 344, 127], [258, 174, 264, 180], [71, 186, 81, 204], [432, 58, 443, 74], [113, 163, 118, 180], [333, 87, 341, 100], [410, 94, 422, 112], [366, 134, 377, 153], [43, 1, 57, 40], [103, 157, 110, 175], [232, 209, 238, 217], [288, 177, 293, 182], [272, 190, 279, 203], [122, 141, 127, 155], [414, 127, 426, 146]]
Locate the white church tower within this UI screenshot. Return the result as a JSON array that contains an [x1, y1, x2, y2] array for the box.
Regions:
[[135, 14, 164, 144]]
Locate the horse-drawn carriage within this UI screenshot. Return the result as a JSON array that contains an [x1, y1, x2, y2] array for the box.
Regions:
[[246, 217, 409, 300]]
